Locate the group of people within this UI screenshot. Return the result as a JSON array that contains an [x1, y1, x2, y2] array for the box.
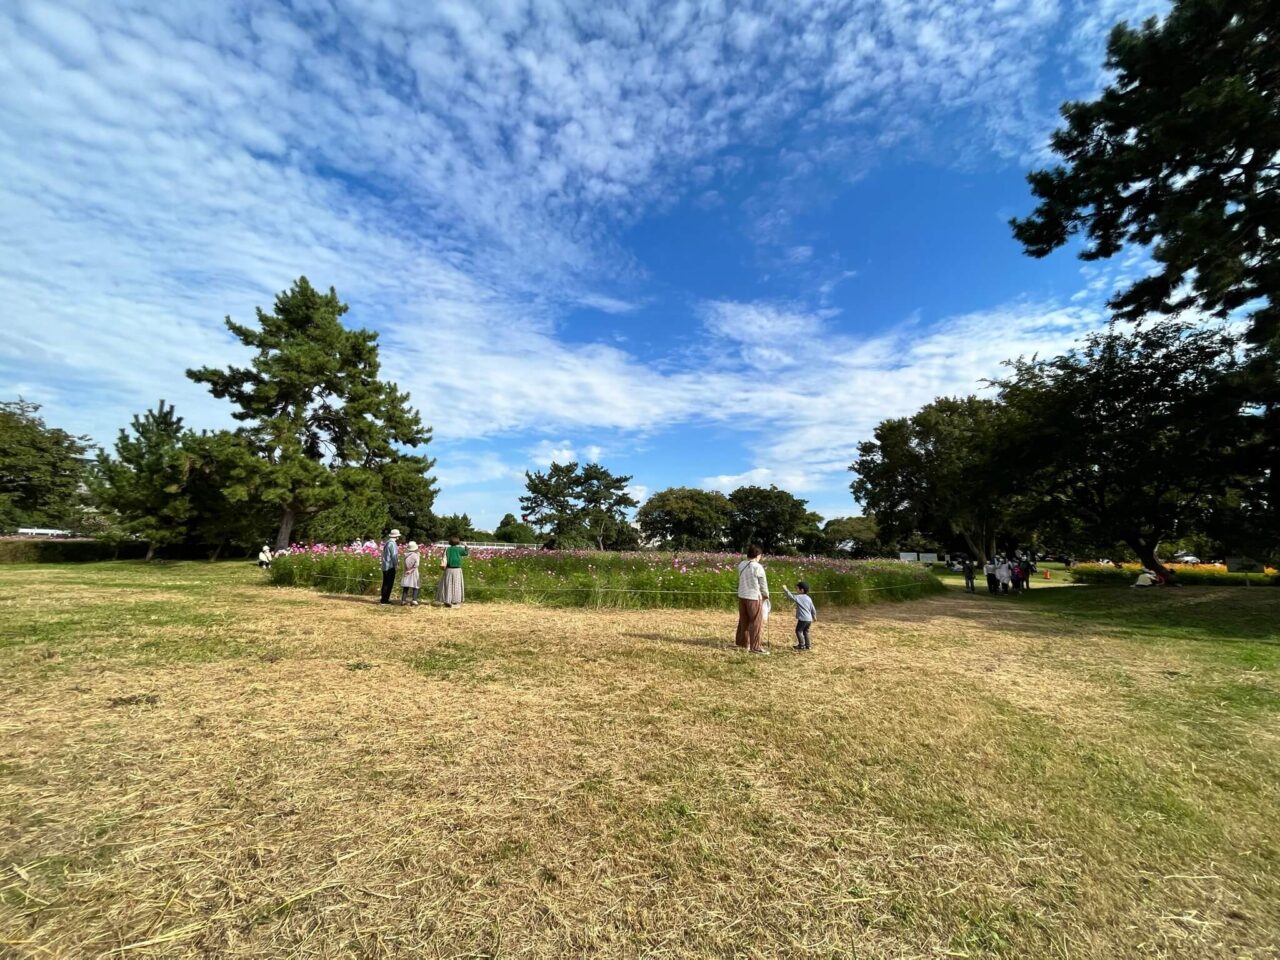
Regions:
[[735, 544, 816, 655], [378, 530, 469, 608], [959, 555, 1037, 595]]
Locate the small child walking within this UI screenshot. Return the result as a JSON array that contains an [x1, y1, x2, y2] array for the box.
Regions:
[[782, 581, 817, 651]]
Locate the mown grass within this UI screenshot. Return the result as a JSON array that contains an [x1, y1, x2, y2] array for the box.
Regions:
[[0, 562, 1277, 958]]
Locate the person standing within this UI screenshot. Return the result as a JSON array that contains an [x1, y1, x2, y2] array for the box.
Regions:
[[735, 545, 770, 655], [782, 581, 817, 651], [400, 541, 421, 606], [435, 535, 469, 608], [962, 558, 976, 593], [379, 529, 400, 605], [996, 557, 1013, 595], [984, 558, 998, 594]]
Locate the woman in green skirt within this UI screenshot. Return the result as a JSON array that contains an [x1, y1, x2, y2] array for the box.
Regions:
[[435, 536, 468, 607]]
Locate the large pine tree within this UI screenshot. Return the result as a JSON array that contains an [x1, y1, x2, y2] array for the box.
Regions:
[[188, 277, 434, 549]]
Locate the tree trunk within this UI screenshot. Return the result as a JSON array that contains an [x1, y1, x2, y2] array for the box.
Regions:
[[961, 531, 988, 565], [276, 506, 296, 552], [144, 542, 156, 562], [1130, 536, 1172, 580], [208, 542, 223, 562]]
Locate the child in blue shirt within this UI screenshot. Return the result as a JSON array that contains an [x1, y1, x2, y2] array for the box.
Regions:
[[783, 581, 817, 651]]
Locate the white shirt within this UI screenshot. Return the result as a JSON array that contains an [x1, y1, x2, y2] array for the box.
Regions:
[[737, 559, 769, 600]]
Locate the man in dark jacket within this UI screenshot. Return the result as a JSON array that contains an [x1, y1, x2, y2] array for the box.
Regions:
[[379, 529, 400, 604]]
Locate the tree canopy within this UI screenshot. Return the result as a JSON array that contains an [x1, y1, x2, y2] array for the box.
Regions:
[[494, 512, 539, 544], [995, 323, 1252, 576], [636, 487, 732, 549], [520, 461, 638, 550], [0, 399, 89, 532], [90, 401, 194, 561], [187, 277, 435, 549], [850, 397, 1014, 563], [1011, 0, 1279, 356], [726, 485, 819, 553]]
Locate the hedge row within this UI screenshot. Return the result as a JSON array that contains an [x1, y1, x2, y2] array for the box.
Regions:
[[0, 539, 151, 564], [1069, 563, 1278, 587]]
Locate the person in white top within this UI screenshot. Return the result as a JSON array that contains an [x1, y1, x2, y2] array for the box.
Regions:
[[257, 545, 273, 568], [735, 545, 770, 654], [996, 558, 1013, 594]]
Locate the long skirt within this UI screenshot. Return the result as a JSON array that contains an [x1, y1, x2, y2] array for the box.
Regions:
[[436, 567, 465, 606], [735, 598, 763, 651]]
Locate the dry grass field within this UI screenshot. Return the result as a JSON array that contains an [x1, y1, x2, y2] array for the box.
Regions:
[[1, 562, 1278, 959]]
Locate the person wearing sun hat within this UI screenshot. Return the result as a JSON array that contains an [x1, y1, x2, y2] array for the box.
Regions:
[[399, 541, 422, 606], [379, 529, 401, 605]]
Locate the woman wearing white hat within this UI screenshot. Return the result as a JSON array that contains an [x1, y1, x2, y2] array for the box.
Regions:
[[400, 541, 421, 606], [379, 529, 401, 605]]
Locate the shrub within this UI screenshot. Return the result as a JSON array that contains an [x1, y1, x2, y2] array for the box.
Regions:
[[0, 538, 150, 563], [1069, 562, 1278, 587], [269, 546, 945, 608]]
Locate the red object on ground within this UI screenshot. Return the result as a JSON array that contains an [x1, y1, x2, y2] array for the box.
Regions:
[[1043, 571, 1051, 579]]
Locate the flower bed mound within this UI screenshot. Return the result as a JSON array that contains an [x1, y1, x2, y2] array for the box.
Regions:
[[269, 547, 944, 609]]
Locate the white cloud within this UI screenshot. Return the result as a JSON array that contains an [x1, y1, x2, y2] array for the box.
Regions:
[[700, 300, 839, 370], [576, 293, 641, 314], [528, 440, 578, 466]]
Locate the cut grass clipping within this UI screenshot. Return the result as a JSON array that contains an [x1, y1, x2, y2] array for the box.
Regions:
[[269, 546, 944, 607]]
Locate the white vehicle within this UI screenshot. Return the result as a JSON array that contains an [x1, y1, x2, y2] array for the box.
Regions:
[[1173, 554, 1200, 565]]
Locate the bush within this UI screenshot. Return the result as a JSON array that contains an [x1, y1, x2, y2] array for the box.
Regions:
[[1069, 562, 1279, 587], [269, 546, 945, 608], [0, 538, 150, 563]]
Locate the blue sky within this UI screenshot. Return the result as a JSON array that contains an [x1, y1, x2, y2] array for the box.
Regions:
[[0, 0, 1167, 530]]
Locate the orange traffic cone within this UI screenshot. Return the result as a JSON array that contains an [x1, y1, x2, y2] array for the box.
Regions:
[[1043, 570, 1051, 580]]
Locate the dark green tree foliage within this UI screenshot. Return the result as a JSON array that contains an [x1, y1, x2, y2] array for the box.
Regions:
[[493, 512, 539, 544], [822, 516, 886, 557], [1011, 0, 1279, 353], [578, 463, 639, 551], [0, 399, 89, 531], [91, 401, 193, 561], [995, 324, 1251, 577], [188, 277, 435, 549], [1012, 0, 1279, 549], [520, 462, 582, 546], [636, 487, 732, 549], [850, 397, 1012, 563], [519, 461, 638, 550], [438, 513, 479, 541], [304, 467, 391, 546], [184, 429, 273, 559], [726, 485, 819, 553], [382, 459, 438, 544]]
